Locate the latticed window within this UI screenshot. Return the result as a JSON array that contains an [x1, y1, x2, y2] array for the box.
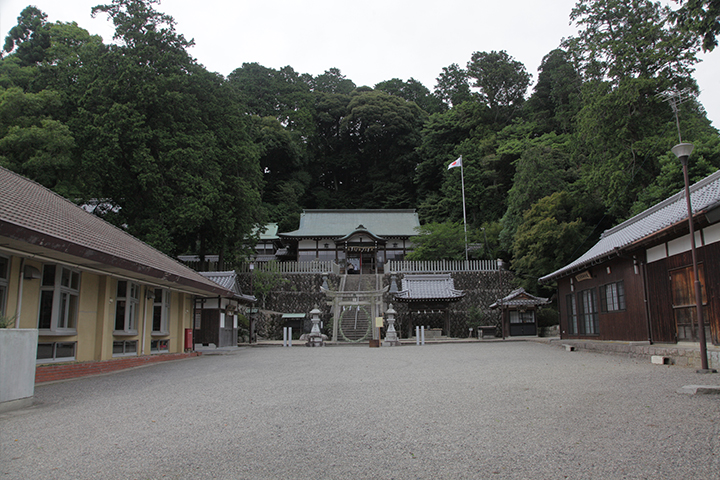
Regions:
[[600, 281, 626, 312], [566, 294, 578, 334], [115, 280, 139, 333], [578, 288, 599, 335]]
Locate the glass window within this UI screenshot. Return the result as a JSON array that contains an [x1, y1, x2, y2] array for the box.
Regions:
[[152, 289, 170, 334], [0, 256, 8, 316], [600, 281, 626, 312], [509, 310, 534, 324], [566, 294, 578, 335], [150, 339, 169, 353], [578, 288, 599, 335], [37, 265, 80, 333], [112, 340, 137, 356], [115, 280, 139, 334], [37, 342, 76, 362]]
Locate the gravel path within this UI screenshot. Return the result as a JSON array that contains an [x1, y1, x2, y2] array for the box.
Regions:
[[1, 342, 719, 479]]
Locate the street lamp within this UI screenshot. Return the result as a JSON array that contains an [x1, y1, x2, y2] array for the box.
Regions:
[[672, 143, 715, 373]]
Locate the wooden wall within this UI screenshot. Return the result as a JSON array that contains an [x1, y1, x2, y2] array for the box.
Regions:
[[646, 243, 720, 345], [558, 256, 649, 342]]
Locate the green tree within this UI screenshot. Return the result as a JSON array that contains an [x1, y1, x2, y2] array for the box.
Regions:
[[564, 0, 700, 85], [512, 191, 594, 294], [433, 63, 473, 108], [466, 50, 531, 124], [2, 6, 51, 65], [672, 0, 720, 51], [374, 77, 443, 114], [524, 49, 582, 134], [406, 222, 479, 261]]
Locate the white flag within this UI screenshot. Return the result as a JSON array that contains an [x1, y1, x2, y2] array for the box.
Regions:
[[447, 156, 462, 170]]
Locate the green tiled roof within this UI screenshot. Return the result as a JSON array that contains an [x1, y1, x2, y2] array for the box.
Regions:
[[280, 210, 420, 238]]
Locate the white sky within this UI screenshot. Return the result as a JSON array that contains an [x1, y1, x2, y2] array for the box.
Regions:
[[1, 0, 718, 128]]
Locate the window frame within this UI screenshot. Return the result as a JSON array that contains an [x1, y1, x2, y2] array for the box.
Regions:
[[112, 340, 137, 357], [599, 281, 626, 313], [152, 288, 170, 335], [36, 342, 76, 363], [0, 255, 9, 317], [566, 294, 578, 335], [114, 280, 140, 335], [150, 339, 169, 353], [578, 288, 599, 335], [37, 264, 80, 334]]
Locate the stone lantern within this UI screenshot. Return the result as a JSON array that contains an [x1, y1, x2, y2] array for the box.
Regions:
[[382, 304, 401, 347], [304, 306, 327, 347]]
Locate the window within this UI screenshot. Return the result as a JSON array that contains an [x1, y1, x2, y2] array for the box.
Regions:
[[670, 264, 708, 341], [0, 255, 9, 316], [151, 339, 169, 353], [509, 310, 534, 324], [37, 342, 76, 362], [152, 289, 170, 334], [38, 265, 80, 332], [600, 281, 626, 312], [113, 340, 137, 356], [566, 294, 578, 335], [578, 288, 599, 335], [114, 280, 139, 334]]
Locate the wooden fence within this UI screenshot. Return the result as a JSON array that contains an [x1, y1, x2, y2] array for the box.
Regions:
[[386, 259, 500, 273]]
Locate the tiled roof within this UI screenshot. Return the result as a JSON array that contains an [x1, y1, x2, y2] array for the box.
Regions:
[[0, 167, 234, 296], [540, 168, 720, 283], [280, 209, 420, 238], [198, 271, 256, 303], [394, 274, 465, 302], [490, 288, 549, 309]]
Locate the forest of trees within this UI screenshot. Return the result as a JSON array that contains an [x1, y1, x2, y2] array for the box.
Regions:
[[1, 0, 718, 295]]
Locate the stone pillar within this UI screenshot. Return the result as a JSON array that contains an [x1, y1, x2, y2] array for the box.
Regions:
[[382, 304, 401, 347]]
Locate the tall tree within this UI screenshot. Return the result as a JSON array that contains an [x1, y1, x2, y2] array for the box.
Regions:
[[433, 63, 473, 108], [672, 0, 720, 51], [563, 0, 700, 86], [466, 50, 531, 124]]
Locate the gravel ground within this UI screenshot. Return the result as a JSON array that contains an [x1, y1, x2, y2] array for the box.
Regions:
[[1, 341, 719, 479]]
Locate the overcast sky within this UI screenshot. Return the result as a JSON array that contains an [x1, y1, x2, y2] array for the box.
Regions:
[[1, 0, 718, 128]]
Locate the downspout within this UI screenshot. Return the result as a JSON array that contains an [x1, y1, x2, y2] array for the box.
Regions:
[[15, 257, 25, 328]]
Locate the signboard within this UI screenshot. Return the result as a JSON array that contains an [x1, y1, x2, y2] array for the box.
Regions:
[[375, 316, 384, 328]]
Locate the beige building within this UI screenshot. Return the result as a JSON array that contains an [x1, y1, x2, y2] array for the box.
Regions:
[[0, 167, 237, 365]]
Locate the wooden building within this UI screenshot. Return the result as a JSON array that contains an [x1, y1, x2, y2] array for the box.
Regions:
[[194, 271, 256, 348], [279, 210, 420, 274], [393, 274, 465, 336], [490, 288, 549, 337], [540, 169, 720, 346]]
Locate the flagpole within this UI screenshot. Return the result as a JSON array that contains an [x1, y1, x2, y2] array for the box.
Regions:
[[460, 157, 468, 263]]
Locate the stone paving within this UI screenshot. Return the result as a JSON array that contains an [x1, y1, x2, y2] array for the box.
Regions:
[[1, 341, 719, 479]]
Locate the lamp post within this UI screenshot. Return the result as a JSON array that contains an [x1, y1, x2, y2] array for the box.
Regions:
[[672, 143, 714, 373]]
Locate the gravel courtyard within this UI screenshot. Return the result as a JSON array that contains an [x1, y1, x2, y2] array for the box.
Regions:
[[1, 341, 719, 479]]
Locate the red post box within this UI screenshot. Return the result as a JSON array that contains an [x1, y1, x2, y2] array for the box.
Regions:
[[184, 328, 193, 352]]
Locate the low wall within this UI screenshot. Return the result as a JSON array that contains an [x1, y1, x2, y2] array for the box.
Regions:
[[35, 352, 201, 384], [550, 339, 720, 370], [0, 329, 38, 412]]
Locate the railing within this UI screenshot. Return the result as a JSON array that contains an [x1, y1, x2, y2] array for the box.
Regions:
[[387, 259, 499, 273], [237, 261, 338, 274]]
